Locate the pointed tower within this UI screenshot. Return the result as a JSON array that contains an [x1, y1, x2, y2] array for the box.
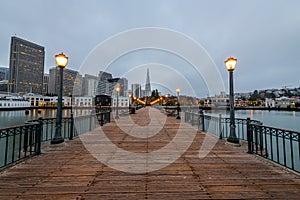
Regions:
[[145, 68, 151, 96]]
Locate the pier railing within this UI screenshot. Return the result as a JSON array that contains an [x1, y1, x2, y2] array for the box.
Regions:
[[0, 111, 111, 169], [185, 110, 300, 173], [248, 124, 300, 172]]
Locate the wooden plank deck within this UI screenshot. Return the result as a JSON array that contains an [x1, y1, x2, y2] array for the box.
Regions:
[[0, 107, 299, 199]]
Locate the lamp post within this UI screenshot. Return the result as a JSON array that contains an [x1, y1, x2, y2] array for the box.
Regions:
[[115, 85, 120, 119], [51, 52, 68, 144], [176, 88, 181, 119], [225, 56, 239, 144]]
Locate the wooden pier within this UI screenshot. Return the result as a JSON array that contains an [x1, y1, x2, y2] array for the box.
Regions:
[[0, 107, 299, 199]]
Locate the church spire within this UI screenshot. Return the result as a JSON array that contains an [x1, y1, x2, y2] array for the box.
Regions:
[[145, 68, 151, 96]]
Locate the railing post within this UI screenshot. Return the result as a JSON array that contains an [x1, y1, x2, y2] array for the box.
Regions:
[[191, 111, 194, 126], [100, 112, 104, 126], [69, 113, 74, 140], [247, 117, 252, 154], [23, 125, 28, 154], [89, 113, 92, 131], [219, 114, 222, 139], [108, 111, 111, 123], [199, 109, 205, 131], [35, 117, 42, 155]]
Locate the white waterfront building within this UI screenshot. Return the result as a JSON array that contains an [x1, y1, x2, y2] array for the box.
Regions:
[[112, 96, 129, 107], [74, 96, 93, 107]]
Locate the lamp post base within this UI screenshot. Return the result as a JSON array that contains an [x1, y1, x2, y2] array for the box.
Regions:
[[226, 136, 240, 146], [51, 137, 64, 144]]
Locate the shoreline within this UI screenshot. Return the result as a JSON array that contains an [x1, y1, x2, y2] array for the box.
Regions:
[[198, 106, 300, 112], [0, 106, 94, 111]]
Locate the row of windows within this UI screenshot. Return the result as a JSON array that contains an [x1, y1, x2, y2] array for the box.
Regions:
[[76, 99, 92, 102], [0, 102, 29, 107], [113, 99, 128, 102], [113, 103, 129, 107]]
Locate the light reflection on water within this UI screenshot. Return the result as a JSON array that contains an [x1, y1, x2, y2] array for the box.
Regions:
[[0, 109, 93, 129]]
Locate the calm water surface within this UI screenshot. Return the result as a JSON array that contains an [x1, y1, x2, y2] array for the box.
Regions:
[[0, 109, 299, 132], [0, 109, 93, 129], [205, 110, 300, 132]]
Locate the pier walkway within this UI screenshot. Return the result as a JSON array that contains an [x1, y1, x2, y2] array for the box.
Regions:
[[0, 107, 299, 199]]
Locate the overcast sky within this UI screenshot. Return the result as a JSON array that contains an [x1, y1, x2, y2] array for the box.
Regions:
[[0, 0, 299, 97]]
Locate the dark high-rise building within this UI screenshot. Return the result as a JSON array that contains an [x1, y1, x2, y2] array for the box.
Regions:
[[43, 73, 49, 95], [96, 71, 125, 96], [48, 67, 81, 96], [0, 71, 5, 81], [132, 83, 141, 98], [48, 68, 57, 95], [9, 36, 45, 94], [0, 67, 9, 80], [97, 71, 113, 95], [82, 74, 98, 97], [118, 77, 128, 97]]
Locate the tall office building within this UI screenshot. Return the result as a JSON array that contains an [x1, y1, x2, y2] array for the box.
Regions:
[[118, 77, 128, 97], [48, 67, 81, 96], [0, 71, 5, 81], [132, 83, 141, 98], [0, 67, 9, 80], [145, 68, 151, 96], [97, 71, 113, 95], [0, 71, 6, 92], [9, 36, 45, 94], [82, 74, 98, 97], [48, 68, 57, 95], [43, 73, 49, 95]]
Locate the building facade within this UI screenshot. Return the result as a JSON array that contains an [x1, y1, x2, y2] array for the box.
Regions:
[[0, 67, 9, 80], [118, 77, 128, 97], [0, 71, 5, 81], [43, 73, 49, 95], [48, 68, 57, 95], [112, 96, 130, 107], [9, 36, 45, 94], [82, 74, 98, 97], [48, 67, 81, 96], [97, 71, 113, 95], [132, 83, 141, 98]]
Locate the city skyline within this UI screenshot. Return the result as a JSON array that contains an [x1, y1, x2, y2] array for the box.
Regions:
[[0, 1, 299, 97]]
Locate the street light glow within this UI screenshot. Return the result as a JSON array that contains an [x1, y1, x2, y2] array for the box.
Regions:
[[55, 52, 68, 68], [225, 56, 237, 72]]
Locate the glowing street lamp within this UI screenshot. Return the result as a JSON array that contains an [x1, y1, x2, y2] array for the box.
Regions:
[[176, 88, 180, 102], [51, 52, 68, 144], [115, 85, 120, 119], [225, 56, 239, 145], [176, 88, 181, 119]]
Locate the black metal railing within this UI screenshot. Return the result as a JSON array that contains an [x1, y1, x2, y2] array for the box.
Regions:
[[184, 110, 300, 173], [185, 111, 262, 139], [0, 120, 42, 168], [247, 124, 300, 172], [0, 111, 111, 169]]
